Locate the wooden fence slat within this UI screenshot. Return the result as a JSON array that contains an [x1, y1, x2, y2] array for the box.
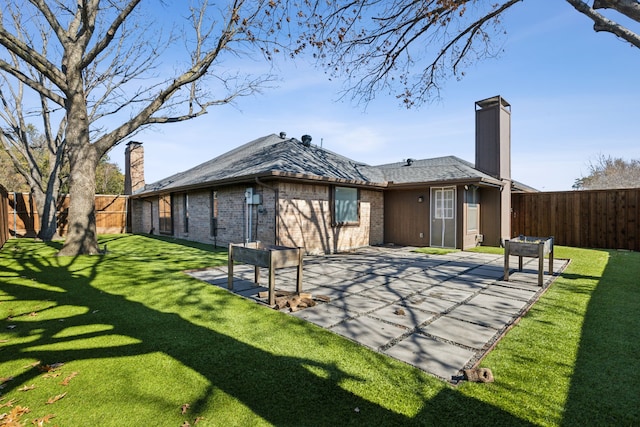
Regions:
[[512, 188, 640, 252], [5, 193, 129, 238], [0, 185, 9, 248]]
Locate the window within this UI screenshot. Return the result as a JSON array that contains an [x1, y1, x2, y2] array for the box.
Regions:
[[210, 191, 218, 237], [159, 194, 172, 234], [434, 188, 455, 219], [183, 193, 189, 233], [466, 186, 479, 232], [333, 186, 359, 225]]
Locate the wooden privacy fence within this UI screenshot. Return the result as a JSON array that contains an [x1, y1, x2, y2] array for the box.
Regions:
[[512, 188, 640, 252], [6, 192, 129, 238]]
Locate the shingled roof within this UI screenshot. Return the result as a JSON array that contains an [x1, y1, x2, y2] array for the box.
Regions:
[[140, 134, 386, 194], [375, 156, 504, 186], [136, 133, 527, 196]]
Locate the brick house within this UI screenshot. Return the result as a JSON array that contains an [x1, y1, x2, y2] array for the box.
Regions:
[[127, 96, 535, 254]]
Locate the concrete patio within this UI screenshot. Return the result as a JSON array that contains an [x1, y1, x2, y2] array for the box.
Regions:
[[187, 246, 569, 383]]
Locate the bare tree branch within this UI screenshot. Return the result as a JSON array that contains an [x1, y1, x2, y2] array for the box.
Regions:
[[0, 29, 67, 92], [82, 0, 142, 67], [566, 0, 640, 48], [594, 0, 640, 21], [306, 0, 640, 107]]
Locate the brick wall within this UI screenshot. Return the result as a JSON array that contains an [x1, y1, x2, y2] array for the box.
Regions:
[[130, 198, 146, 233], [130, 180, 384, 254], [277, 182, 384, 254]]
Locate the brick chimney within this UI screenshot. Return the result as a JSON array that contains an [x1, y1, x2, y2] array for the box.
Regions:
[[124, 141, 144, 195]]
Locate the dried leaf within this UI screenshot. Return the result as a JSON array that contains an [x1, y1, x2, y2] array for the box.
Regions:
[[180, 422, 191, 427], [0, 376, 14, 384], [0, 339, 9, 343], [181, 403, 190, 414], [28, 312, 38, 317], [60, 372, 78, 386], [194, 417, 205, 424], [15, 406, 30, 416], [0, 405, 30, 424], [32, 413, 56, 426], [19, 384, 36, 392], [0, 398, 17, 408], [24, 361, 41, 369], [45, 392, 66, 404], [42, 372, 61, 379], [38, 362, 64, 372]]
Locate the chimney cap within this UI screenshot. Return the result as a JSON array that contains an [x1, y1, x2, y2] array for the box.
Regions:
[[475, 96, 510, 111], [301, 134, 312, 146], [126, 140, 143, 146]]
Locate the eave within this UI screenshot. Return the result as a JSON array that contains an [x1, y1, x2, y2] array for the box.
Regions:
[[130, 170, 388, 198]]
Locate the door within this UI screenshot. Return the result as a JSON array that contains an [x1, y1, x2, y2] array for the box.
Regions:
[[430, 187, 456, 248]]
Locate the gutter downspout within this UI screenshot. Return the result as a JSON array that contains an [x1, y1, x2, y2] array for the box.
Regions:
[[255, 177, 279, 246]]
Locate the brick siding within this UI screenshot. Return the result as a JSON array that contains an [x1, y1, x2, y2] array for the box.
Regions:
[[131, 180, 383, 254]]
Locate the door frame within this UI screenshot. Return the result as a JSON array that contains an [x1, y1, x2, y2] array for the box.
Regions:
[[430, 186, 457, 248]]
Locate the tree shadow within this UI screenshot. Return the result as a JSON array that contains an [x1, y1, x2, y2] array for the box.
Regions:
[[1, 236, 532, 425], [561, 250, 640, 425]]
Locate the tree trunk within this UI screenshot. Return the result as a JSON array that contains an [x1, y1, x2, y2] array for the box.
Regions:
[[34, 159, 65, 241], [57, 81, 101, 256], [57, 143, 100, 255], [33, 188, 59, 241]]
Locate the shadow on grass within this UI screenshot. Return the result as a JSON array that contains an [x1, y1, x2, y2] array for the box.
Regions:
[[562, 250, 640, 425], [0, 236, 534, 425], [137, 232, 225, 252]]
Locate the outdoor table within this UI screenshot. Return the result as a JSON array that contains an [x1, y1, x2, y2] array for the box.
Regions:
[[504, 236, 554, 286], [228, 242, 303, 305]]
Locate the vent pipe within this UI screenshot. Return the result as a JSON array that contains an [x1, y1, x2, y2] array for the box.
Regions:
[[301, 134, 312, 147]]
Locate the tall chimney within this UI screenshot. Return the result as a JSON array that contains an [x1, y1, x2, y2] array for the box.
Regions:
[[475, 96, 511, 180], [475, 96, 512, 245], [124, 141, 145, 195]]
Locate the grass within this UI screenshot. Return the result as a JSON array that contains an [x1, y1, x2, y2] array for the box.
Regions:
[[412, 247, 460, 255], [1, 235, 638, 426]]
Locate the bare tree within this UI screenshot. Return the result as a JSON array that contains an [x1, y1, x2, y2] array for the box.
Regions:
[[305, 0, 640, 107], [573, 154, 640, 189], [0, 21, 67, 241], [0, 0, 293, 255]]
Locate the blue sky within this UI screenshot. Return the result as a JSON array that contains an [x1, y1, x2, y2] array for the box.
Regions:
[[111, 1, 640, 191]]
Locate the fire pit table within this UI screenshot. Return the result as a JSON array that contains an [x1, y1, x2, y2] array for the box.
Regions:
[[503, 236, 554, 286], [228, 242, 303, 305]]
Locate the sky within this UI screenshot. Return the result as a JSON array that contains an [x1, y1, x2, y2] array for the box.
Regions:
[[109, 1, 640, 192]]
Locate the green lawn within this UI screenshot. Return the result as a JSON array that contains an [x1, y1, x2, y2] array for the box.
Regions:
[[0, 235, 638, 426]]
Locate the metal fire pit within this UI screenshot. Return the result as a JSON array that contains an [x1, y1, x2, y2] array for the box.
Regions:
[[503, 236, 554, 286], [228, 242, 303, 305]]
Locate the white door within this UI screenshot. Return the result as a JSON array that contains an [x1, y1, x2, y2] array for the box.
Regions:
[[430, 187, 456, 248]]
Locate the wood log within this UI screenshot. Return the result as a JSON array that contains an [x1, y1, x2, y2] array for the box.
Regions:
[[288, 296, 302, 310], [300, 297, 316, 307], [275, 290, 294, 297], [314, 295, 331, 302], [274, 296, 290, 310], [463, 368, 494, 383]]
